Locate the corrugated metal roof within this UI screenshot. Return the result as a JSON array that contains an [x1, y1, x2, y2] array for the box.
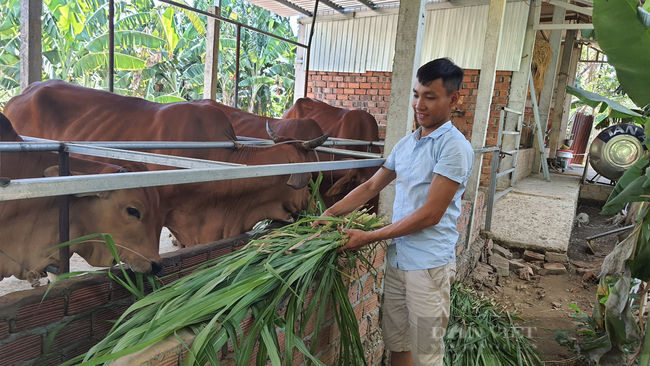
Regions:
[[302, 1, 528, 72], [247, 0, 403, 18]]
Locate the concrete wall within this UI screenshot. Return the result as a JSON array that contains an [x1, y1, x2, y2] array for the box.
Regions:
[[579, 183, 614, 207], [306, 69, 514, 188]]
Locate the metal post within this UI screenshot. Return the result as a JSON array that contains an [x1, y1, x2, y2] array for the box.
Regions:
[[58, 144, 70, 274], [484, 150, 500, 232], [109, 0, 114, 93], [234, 24, 241, 109], [303, 0, 320, 97]]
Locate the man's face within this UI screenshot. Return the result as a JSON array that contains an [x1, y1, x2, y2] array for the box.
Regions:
[[412, 78, 459, 133]]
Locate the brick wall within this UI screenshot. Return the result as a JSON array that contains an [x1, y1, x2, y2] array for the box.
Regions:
[[513, 148, 535, 183], [307, 70, 514, 187], [307, 71, 391, 139], [0, 234, 385, 366], [455, 189, 487, 282], [579, 183, 614, 206]]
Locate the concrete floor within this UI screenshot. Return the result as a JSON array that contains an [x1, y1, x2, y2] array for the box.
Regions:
[[487, 170, 581, 253]]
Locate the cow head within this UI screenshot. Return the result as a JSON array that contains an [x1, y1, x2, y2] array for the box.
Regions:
[[44, 163, 163, 275], [266, 121, 329, 191]]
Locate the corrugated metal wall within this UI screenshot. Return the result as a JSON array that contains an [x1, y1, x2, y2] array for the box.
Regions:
[[303, 2, 528, 72]]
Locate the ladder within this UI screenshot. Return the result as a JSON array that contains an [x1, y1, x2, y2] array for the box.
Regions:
[[492, 107, 524, 201]]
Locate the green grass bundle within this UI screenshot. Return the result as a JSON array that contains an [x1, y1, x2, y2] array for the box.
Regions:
[[444, 283, 543, 366], [64, 209, 385, 366]]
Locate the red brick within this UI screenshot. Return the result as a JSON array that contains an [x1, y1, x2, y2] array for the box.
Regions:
[[348, 282, 359, 303], [95, 305, 130, 335], [318, 345, 336, 364], [0, 334, 41, 365], [0, 320, 9, 341], [355, 89, 367, 95], [314, 325, 330, 353], [14, 297, 65, 331], [42, 352, 63, 366], [326, 94, 336, 100], [61, 341, 94, 362], [110, 278, 134, 301], [181, 253, 208, 270], [363, 293, 379, 316], [48, 315, 92, 351], [465, 69, 479, 75], [67, 282, 110, 315]]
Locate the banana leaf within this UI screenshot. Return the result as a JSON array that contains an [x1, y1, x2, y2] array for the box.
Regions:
[[593, 0, 650, 107]]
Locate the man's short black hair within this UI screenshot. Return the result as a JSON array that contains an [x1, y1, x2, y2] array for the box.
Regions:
[[416, 58, 464, 96]]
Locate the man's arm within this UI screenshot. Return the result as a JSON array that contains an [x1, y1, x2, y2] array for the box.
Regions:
[[318, 167, 396, 218], [338, 173, 459, 252]]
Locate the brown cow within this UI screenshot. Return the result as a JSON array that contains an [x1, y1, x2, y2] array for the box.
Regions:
[[4, 80, 329, 246], [0, 113, 162, 280], [283, 98, 381, 208]]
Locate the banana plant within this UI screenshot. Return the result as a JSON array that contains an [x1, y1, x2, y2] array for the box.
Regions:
[[562, 1, 650, 364]]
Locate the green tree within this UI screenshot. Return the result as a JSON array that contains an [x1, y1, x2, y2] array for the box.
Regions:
[[0, 0, 297, 116]]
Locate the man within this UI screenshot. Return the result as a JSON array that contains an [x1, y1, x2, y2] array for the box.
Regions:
[[316, 58, 473, 366]]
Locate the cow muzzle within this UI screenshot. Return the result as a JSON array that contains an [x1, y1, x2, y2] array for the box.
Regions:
[[150, 261, 165, 277]]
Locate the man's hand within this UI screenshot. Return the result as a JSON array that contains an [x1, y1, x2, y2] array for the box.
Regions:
[[311, 210, 335, 227], [338, 229, 373, 253]]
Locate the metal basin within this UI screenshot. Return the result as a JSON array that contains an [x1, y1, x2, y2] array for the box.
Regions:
[[589, 123, 647, 181]]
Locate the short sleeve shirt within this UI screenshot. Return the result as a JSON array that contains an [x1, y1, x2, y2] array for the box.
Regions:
[[383, 121, 474, 270]]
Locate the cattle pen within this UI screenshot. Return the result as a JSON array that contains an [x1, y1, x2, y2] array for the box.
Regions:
[[0, 134, 500, 365]]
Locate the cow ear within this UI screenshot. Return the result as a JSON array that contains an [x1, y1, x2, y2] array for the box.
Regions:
[[287, 173, 311, 190], [43, 166, 60, 177], [325, 170, 356, 197], [74, 191, 109, 199], [43, 166, 108, 198]]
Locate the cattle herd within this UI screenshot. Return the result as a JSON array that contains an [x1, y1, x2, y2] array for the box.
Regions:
[[0, 80, 381, 284]]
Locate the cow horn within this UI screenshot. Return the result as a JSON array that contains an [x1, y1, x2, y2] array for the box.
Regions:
[[302, 133, 330, 150], [266, 121, 281, 143]]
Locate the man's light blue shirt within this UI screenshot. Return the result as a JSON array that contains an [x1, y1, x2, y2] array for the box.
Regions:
[[383, 121, 474, 270]]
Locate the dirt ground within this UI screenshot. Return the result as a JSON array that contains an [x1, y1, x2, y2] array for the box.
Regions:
[[474, 204, 621, 366]]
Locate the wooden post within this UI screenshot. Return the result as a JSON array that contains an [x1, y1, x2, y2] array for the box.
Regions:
[[20, 0, 42, 92], [548, 29, 577, 156], [532, 1, 566, 172], [378, 0, 428, 219], [497, 4, 540, 188], [204, 5, 221, 100]]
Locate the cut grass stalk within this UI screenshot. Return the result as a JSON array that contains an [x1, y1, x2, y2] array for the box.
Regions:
[[62, 206, 386, 366]]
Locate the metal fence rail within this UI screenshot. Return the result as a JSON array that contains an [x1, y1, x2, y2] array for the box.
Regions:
[[0, 139, 502, 275]]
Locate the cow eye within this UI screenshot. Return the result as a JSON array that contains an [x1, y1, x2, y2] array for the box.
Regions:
[[126, 207, 141, 219]]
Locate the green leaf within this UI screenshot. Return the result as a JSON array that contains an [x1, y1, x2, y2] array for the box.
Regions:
[[605, 154, 650, 207], [566, 86, 642, 118], [73, 52, 146, 76], [593, 0, 650, 106], [161, 7, 180, 57], [153, 95, 185, 103], [86, 31, 165, 52], [602, 174, 650, 216]]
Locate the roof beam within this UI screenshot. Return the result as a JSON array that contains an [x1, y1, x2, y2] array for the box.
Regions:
[[355, 0, 378, 10], [548, 0, 592, 16], [534, 23, 593, 30], [272, 0, 312, 16], [319, 0, 346, 13]]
